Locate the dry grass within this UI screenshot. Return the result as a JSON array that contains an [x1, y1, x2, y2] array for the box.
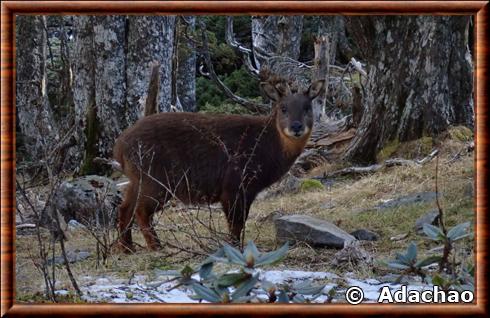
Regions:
[[15, 138, 475, 301]]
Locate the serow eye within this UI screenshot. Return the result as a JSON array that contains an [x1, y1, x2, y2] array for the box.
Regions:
[[281, 106, 287, 114], [304, 106, 311, 113]]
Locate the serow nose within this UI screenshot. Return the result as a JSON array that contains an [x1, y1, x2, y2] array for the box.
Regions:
[[291, 121, 303, 134]]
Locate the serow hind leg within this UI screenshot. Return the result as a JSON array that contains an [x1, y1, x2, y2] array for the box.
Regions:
[[135, 203, 162, 251], [117, 195, 136, 253]]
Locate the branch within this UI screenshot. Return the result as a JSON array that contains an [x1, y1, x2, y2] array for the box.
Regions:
[[198, 19, 269, 114], [319, 148, 439, 178], [225, 17, 259, 77]]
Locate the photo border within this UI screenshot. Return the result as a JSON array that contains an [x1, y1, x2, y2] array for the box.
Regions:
[[1, 1, 488, 316]]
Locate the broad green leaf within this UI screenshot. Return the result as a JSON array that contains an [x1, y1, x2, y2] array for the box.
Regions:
[[256, 242, 289, 266], [223, 244, 246, 265], [405, 242, 417, 263], [423, 224, 445, 241], [199, 262, 214, 281], [447, 222, 470, 241], [244, 240, 260, 259], [415, 255, 441, 268], [277, 290, 289, 303], [292, 294, 306, 303], [394, 253, 410, 265], [231, 274, 259, 300], [386, 262, 410, 270], [292, 281, 326, 295], [192, 283, 221, 303], [217, 272, 249, 287]]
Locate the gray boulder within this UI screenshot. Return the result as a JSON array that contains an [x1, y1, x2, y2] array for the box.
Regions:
[[375, 192, 437, 210], [52, 175, 122, 228], [275, 214, 356, 248], [414, 210, 440, 234], [350, 229, 379, 241]]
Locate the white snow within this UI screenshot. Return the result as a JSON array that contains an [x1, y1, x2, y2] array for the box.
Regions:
[[74, 270, 431, 304]]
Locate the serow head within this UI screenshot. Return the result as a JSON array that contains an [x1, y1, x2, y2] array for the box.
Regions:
[[261, 79, 325, 140]]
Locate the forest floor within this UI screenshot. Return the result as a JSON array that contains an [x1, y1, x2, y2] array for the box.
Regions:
[[15, 129, 475, 303]]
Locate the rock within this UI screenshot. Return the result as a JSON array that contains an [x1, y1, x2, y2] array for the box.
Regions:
[[375, 192, 437, 210], [350, 229, 379, 241], [390, 233, 409, 241], [67, 219, 87, 231], [414, 210, 440, 234], [257, 173, 302, 200], [52, 175, 122, 228], [320, 201, 336, 209], [257, 210, 284, 223], [274, 214, 356, 248], [331, 241, 373, 267], [47, 250, 91, 265]]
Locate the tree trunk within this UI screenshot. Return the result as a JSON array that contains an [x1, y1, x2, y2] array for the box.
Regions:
[[126, 16, 176, 118], [318, 16, 356, 65], [177, 16, 197, 112], [72, 16, 126, 174], [344, 16, 474, 164], [312, 35, 331, 122], [251, 16, 303, 69], [16, 16, 58, 162]]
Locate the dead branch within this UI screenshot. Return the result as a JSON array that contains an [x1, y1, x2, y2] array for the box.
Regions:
[[225, 17, 259, 77], [144, 61, 160, 116], [320, 149, 439, 178], [198, 19, 270, 114]]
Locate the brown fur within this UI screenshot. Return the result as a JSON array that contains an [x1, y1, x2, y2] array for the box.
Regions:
[[114, 79, 324, 252]]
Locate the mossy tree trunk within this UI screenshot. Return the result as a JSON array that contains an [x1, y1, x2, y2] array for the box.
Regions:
[[344, 16, 474, 164], [16, 16, 58, 163], [72, 16, 127, 174]]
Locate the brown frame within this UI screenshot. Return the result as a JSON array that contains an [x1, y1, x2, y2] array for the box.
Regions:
[[1, 1, 488, 316]]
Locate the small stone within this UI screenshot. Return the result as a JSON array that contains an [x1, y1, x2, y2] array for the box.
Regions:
[[390, 233, 409, 241], [275, 214, 356, 249], [331, 241, 374, 267], [350, 229, 379, 241], [67, 219, 87, 231]]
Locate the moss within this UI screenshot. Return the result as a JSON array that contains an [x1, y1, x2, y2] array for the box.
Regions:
[[299, 179, 325, 192], [378, 136, 434, 161], [447, 126, 473, 142], [377, 139, 400, 161]]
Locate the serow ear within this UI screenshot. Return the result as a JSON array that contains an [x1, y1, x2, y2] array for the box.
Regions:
[[260, 82, 282, 102], [306, 80, 325, 100]]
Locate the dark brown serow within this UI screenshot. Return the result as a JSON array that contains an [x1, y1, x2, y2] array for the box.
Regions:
[[113, 79, 325, 252]]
